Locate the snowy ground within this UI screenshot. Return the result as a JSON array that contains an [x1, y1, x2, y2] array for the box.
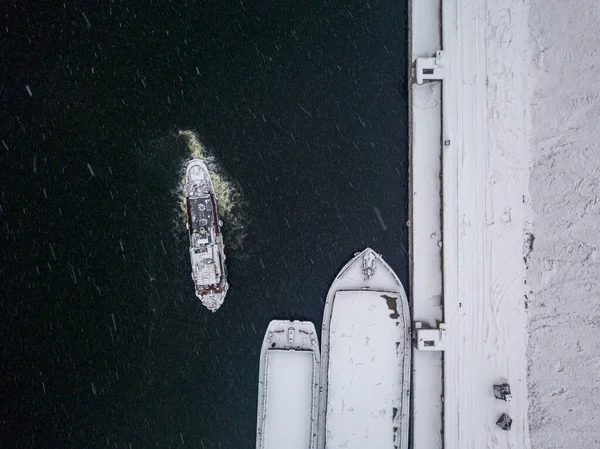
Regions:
[[527, 1, 600, 447], [441, 0, 531, 447], [412, 0, 600, 448]]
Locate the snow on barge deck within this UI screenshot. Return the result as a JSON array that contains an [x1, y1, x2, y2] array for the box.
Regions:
[[318, 248, 411, 449], [256, 320, 320, 449]]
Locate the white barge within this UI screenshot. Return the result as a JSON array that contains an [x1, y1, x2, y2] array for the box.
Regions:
[[318, 248, 411, 449], [256, 320, 320, 449]]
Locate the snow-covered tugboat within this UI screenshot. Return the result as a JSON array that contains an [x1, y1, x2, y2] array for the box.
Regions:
[[184, 159, 228, 312]]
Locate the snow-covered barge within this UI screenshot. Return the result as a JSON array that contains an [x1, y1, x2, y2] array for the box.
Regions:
[[318, 248, 411, 449], [184, 159, 228, 312], [256, 320, 320, 449]]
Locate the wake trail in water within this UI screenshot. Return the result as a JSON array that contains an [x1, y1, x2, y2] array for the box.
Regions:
[[177, 130, 247, 251]]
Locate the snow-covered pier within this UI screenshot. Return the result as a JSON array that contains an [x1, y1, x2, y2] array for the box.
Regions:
[[410, 0, 530, 447], [255, 320, 320, 449]]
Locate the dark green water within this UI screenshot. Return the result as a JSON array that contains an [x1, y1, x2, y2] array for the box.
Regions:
[[1, 1, 408, 448]]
